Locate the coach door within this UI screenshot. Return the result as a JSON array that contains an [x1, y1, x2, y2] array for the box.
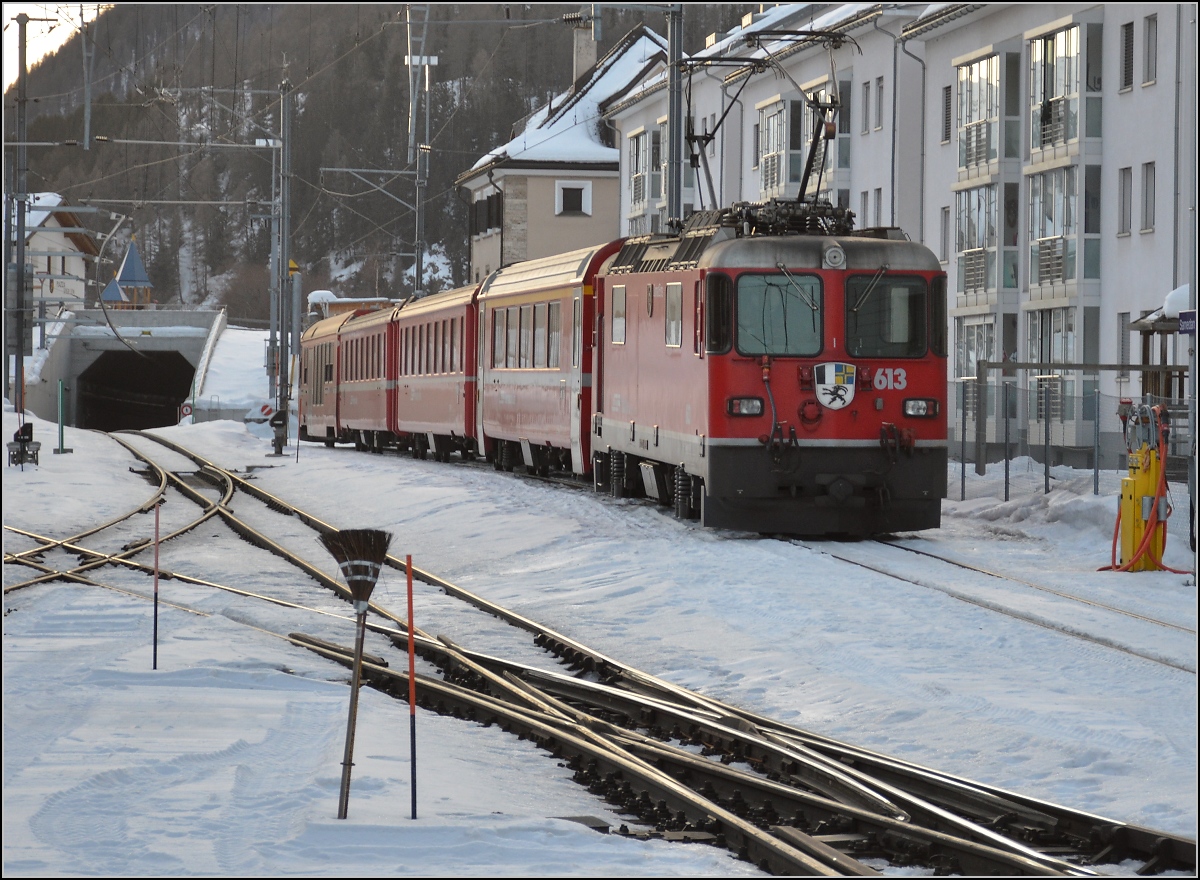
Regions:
[[569, 289, 585, 473]]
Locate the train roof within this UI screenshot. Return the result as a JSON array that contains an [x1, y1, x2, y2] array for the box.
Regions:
[[395, 283, 479, 317], [339, 305, 403, 333], [479, 241, 623, 300], [301, 311, 359, 342], [604, 201, 941, 275], [700, 234, 942, 273]]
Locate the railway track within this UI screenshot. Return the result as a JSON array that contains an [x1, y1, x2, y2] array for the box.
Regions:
[[789, 538, 1196, 675], [6, 429, 1194, 875]]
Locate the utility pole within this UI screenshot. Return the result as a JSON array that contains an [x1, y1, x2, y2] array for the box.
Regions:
[[406, 5, 435, 298], [273, 76, 293, 455], [8, 13, 53, 411], [665, 5, 684, 224]]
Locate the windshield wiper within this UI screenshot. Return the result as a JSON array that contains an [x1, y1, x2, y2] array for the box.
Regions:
[[851, 263, 890, 312], [775, 262, 819, 312]]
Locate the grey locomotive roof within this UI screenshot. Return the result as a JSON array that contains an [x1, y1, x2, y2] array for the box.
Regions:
[[698, 235, 942, 273]]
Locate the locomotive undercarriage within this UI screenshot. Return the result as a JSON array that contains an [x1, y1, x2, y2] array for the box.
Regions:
[[596, 443, 945, 537], [703, 443, 947, 536]]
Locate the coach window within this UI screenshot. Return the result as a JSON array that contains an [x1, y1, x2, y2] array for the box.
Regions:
[[665, 282, 682, 347], [439, 320, 447, 373], [548, 302, 562, 368], [736, 272, 822, 356], [491, 309, 504, 368], [534, 303, 548, 367], [519, 305, 533, 368], [845, 275, 928, 358], [449, 318, 458, 372], [611, 285, 627, 344], [506, 306, 519, 368]]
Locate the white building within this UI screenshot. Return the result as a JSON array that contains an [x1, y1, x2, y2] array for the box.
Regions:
[[602, 3, 1196, 407], [17, 192, 100, 314]]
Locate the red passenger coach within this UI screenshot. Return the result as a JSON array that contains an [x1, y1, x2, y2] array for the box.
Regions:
[[477, 241, 622, 475], [337, 305, 400, 451], [299, 312, 357, 446], [392, 284, 479, 461], [592, 203, 948, 537]]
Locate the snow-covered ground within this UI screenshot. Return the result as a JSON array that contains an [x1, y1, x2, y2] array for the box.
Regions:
[[3, 329, 1196, 877]]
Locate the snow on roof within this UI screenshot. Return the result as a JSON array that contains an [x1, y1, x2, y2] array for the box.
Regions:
[[24, 191, 65, 230], [468, 27, 668, 172]]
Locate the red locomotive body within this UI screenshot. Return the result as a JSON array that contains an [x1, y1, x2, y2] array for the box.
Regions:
[[476, 242, 622, 475], [592, 211, 948, 536], [392, 284, 479, 460]]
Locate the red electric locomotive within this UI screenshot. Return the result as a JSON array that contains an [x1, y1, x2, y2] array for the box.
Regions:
[[298, 201, 946, 537], [591, 201, 948, 537]]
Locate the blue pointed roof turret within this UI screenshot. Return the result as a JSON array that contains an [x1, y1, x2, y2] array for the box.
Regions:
[[116, 239, 153, 288], [101, 278, 128, 302]]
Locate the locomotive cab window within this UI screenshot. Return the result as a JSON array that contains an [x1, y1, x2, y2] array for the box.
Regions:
[[705, 273, 732, 353], [845, 275, 928, 358], [735, 272, 822, 357]]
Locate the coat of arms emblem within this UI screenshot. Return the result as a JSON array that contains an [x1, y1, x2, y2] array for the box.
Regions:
[[814, 362, 856, 410]]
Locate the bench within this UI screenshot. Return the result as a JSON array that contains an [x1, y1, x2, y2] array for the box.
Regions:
[[7, 423, 41, 466]]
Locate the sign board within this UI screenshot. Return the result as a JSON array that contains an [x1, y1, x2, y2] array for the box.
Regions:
[[1178, 309, 1196, 335], [180, 403, 193, 418]]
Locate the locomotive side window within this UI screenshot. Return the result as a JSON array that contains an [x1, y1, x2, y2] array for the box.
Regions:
[[931, 275, 948, 357], [612, 285, 627, 344], [845, 275, 928, 358], [736, 272, 822, 356], [548, 302, 561, 368], [705, 273, 732, 353], [665, 282, 682, 347]]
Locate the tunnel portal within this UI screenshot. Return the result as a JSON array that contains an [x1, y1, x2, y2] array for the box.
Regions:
[[76, 350, 197, 431]]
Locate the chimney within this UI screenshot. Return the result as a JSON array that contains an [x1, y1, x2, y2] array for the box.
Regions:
[[573, 26, 597, 83]]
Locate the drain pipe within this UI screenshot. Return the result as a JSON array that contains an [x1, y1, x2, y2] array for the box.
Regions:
[[900, 36, 926, 243], [873, 16, 900, 227]]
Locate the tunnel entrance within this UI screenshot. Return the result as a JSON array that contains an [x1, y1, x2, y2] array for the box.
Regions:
[[77, 350, 197, 431]]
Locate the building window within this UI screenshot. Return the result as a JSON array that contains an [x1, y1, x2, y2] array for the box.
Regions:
[[861, 81, 870, 134], [1118, 166, 1133, 234], [955, 316, 996, 381], [1141, 162, 1155, 231], [1120, 22, 1134, 90], [873, 187, 882, 227], [751, 123, 760, 168], [940, 206, 951, 263], [1027, 306, 1076, 364], [941, 85, 952, 143], [1029, 166, 1077, 284], [1030, 26, 1080, 148], [1144, 15, 1157, 83], [708, 113, 717, 157], [957, 55, 998, 167], [875, 77, 884, 129], [1117, 311, 1131, 377], [860, 191, 869, 227], [555, 180, 591, 216], [629, 131, 648, 207], [956, 185, 997, 292]]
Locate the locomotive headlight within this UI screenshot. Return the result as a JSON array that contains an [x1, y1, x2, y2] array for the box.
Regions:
[[727, 397, 764, 416], [903, 398, 939, 417]]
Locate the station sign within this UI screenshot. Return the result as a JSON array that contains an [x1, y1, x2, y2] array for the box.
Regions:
[[1178, 309, 1195, 335]]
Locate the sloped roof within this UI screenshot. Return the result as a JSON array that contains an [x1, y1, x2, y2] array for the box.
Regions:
[[116, 240, 153, 289], [457, 26, 668, 185], [101, 278, 128, 302], [20, 192, 101, 257]]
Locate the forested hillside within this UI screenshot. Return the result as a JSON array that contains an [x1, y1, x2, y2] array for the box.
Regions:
[[7, 4, 756, 321]]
